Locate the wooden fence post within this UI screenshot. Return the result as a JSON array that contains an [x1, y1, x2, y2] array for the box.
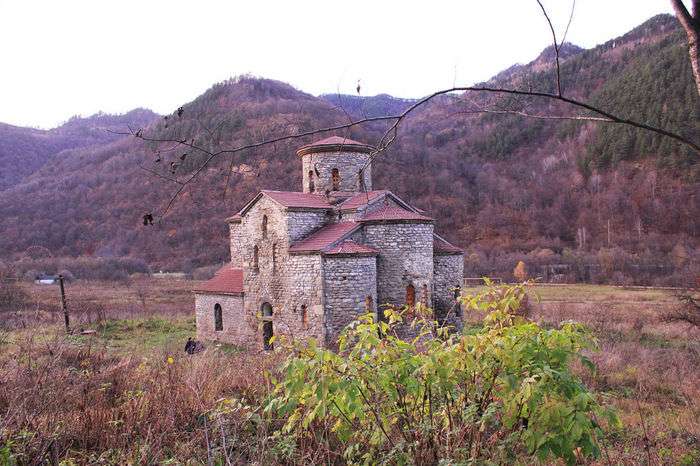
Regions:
[[58, 274, 70, 333]]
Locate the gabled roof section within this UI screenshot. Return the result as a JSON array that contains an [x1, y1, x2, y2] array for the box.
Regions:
[[193, 266, 244, 295], [338, 190, 421, 214], [325, 240, 379, 257], [262, 190, 332, 209], [288, 221, 361, 254], [238, 190, 333, 216], [297, 136, 374, 156], [360, 205, 433, 224], [338, 190, 389, 210], [433, 234, 464, 255]]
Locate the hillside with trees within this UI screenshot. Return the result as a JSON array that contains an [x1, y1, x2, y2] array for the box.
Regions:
[[0, 14, 697, 285], [0, 108, 159, 190]]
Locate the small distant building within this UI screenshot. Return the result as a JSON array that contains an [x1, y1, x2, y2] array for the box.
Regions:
[[153, 271, 186, 279], [35, 274, 59, 285], [194, 136, 464, 350]]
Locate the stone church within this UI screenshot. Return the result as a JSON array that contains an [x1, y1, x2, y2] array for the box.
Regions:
[[194, 136, 464, 350]]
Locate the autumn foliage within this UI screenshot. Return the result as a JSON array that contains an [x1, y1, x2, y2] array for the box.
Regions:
[[0, 15, 697, 286]]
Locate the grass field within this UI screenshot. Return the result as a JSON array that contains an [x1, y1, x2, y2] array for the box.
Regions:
[[1, 279, 699, 464]]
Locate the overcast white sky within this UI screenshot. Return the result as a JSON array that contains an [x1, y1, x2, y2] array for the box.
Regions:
[[0, 0, 677, 129]]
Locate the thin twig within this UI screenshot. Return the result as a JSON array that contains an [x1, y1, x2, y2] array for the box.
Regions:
[[560, 0, 577, 48], [121, 0, 699, 218], [535, 0, 562, 96]]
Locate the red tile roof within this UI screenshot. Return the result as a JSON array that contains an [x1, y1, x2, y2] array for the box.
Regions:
[[297, 136, 374, 156], [193, 267, 244, 295], [310, 136, 367, 146], [262, 190, 332, 209], [338, 190, 389, 210], [324, 240, 379, 256], [433, 235, 464, 255], [289, 222, 361, 253], [360, 206, 433, 223]]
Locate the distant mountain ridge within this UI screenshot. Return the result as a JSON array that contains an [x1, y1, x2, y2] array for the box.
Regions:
[[0, 108, 158, 190], [0, 14, 696, 284]]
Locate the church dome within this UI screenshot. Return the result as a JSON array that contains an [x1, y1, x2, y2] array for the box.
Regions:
[[296, 136, 374, 156]]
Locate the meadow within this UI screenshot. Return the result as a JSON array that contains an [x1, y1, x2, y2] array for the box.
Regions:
[[0, 278, 698, 464]]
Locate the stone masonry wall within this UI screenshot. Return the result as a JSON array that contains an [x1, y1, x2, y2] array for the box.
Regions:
[[302, 151, 372, 194], [240, 196, 328, 349], [287, 210, 331, 242], [194, 293, 254, 346], [240, 196, 288, 349], [323, 255, 377, 346], [433, 254, 464, 329], [228, 221, 243, 266], [363, 223, 434, 309], [278, 254, 325, 344]]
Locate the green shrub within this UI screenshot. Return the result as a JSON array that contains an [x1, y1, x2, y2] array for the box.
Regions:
[[266, 284, 618, 465]]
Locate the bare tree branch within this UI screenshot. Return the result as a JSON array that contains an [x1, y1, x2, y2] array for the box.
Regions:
[[663, 294, 700, 327], [559, 0, 576, 48], [358, 84, 700, 175], [535, 0, 563, 96], [117, 79, 700, 219], [671, 0, 700, 95], [117, 0, 700, 219], [137, 165, 184, 185], [451, 108, 611, 122]]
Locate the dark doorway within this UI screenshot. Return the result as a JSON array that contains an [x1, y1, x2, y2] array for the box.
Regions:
[[214, 303, 223, 331], [263, 321, 274, 350], [261, 302, 274, 350]]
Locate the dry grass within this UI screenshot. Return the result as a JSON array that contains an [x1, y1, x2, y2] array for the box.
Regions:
[[0, 329, 281, 464], [3, 277, 195, 330], [1, 280, 699, 464], [464, 284, 700, 465]]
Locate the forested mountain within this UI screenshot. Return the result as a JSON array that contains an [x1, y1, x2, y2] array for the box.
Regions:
[[320, 93, 417, 118], [0, 14, 697, 285], [0, 109, 158, 190]]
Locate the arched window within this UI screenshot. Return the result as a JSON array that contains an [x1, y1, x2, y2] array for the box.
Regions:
[[261, 302, 274, 350], [214, 303, 223, 331], [262, 302, 273, 318], [261, 215, 268, 238], [331, 168, 340, 191], [406, 284, 415, 308], [365, 295, 373, 312], [301, 304, 308, 328], [308, 170, 315, 192], [253, 245, 259, 270], [421, 284, 429, 306]]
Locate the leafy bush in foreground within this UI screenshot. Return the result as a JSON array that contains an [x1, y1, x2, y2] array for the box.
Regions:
[[266, 284, 618, 465]]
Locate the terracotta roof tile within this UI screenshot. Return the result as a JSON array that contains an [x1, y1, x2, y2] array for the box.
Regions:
[[194, 267, 244, 295], [289, 222, 361, 253], [433, 235, 464, 254], [262, 190, 332, 209], [324, 240, 379, 256], [297, 136, 374, 156], [360, 206, 433, 223], [309, 136, 367, 146], [338, 190, 389, 210]]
